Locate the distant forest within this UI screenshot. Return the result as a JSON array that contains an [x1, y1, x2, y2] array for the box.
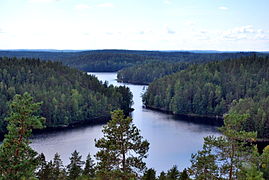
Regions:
[[0, 50, 267, 72], [0, 57, 133, 135], [143, 55, 269, 138], [117, 61, 189, 85]]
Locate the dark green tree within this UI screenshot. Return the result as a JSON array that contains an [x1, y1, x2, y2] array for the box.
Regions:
[[95, 109, 149, 179], [188, 136, 219, 179], [179, 169, 189, 180], [52, 153, 66, 179], [166, 166, 180, 180], [261, 145, 269, 179], [142, 168, 156, 180], [158, 172, 166, 180], [67, 150, 85, 180], [83, 153, 96, 178], [0, 92, 45, 179]]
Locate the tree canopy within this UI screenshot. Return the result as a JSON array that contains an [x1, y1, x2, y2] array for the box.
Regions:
[[0, 92, 45, 179], [143, 55, 269, 138], [0, 57, 133, 135]]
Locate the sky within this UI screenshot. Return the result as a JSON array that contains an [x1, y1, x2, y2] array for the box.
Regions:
[[0, 0, 268, 51]]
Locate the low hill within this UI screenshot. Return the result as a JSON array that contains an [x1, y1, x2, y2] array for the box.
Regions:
[[0, 57, 132, 135], [143, 55, 269, 138]]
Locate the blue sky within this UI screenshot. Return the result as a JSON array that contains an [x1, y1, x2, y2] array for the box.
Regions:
[[0, 0, 268, 51]]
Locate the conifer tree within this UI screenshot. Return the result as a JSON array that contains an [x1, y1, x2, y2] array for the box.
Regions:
[[52, 153, 66, 179], [67, 150, 84, 180], [0, 92, 45, 179], [95, 109, 149, 179], [142, 168, 156, 180], [83, 153, 96, 178]]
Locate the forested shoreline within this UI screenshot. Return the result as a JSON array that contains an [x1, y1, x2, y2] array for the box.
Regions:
[[0, 57, 133, 135], [143, 55, 269, 138], [0, 93, 268, 179], [117, 62, 189, 85], [0, 50, 267, 72]]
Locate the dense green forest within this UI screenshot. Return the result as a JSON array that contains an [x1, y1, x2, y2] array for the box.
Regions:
[[143, 55, 269, 138], [0, 93, 268, 179], [0, 50, 266, 72], [117, 62, 189, 84], [0, 57, 132, 135]]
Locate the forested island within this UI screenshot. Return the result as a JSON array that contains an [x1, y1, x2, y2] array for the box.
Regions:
[[0, 50, 267, 72], [143, 55, 269, 138], [117, 62, 189, 85], [0, 57, 132, 135]]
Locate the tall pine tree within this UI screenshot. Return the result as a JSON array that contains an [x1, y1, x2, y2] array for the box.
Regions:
[[95, 109, 149, 179], [0, 92, 45, 179]]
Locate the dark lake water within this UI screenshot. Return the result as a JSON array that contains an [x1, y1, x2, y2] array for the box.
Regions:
[[31, 72, 220, 173]]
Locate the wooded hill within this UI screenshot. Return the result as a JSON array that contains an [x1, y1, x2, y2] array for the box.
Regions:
[[117, 61, 189, 85], [0, 57, 133, 135], [143, 55, 269, 138], [0, 50, 265, 72]]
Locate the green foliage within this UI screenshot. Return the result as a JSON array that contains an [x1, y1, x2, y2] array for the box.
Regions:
[[158, 172, 166, 180], [67, 150, 85, 180], [83, 153, 96, 178], [0, 92, 45, 179], [117, 62, 189, 84], [95, 110, 149, 178], [0, 57, 133, 134], [0, 50, 263, 72], [166, 166, 180, 180], [143, 55, 269, 138], [189, 113, 260, 180], [178, 169, 189, 180], [142, 168, 156, 180], [188, 136, 219, 180], [261, 146, 269, 179]]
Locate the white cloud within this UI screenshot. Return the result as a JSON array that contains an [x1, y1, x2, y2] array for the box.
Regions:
[[75, 4, 91, 10], [218, 6, 228, 10], [97, 3, 114, 8], [220, 25, 268, 41], [164, 0, 172, 5], [185, 20, 196, 26]]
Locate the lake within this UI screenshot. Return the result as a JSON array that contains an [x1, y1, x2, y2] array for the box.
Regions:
[[31, 72, 220, 173]]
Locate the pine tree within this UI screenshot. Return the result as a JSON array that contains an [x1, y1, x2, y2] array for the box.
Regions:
[[95, 109, 149, 179], [166, 166, 180, 180], [179, 169, 189, 180], [52, 153, 66, 179], [142, 168, 156, 180], [158, 172, 166, 180], [83, 153, 96, 178], [67, 150, 85, 180], [0, 92, 45, 179]]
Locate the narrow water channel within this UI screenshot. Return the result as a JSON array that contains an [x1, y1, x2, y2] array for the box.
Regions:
[[31, 72, 220, 173]]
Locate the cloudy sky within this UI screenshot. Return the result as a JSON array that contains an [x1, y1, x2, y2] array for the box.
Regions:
[[0, 0, 268, 51]]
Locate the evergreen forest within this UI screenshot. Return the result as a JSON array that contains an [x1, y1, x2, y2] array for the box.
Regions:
[[0, 57, 132, 135], [0, 50, 266, 72], [0, 93, 268, 179], [117, 62, 189, 85], [143, 55, 269, 138]]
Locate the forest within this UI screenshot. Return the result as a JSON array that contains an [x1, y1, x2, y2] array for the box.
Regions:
[[117, 62, 189, 85], [0, 50, 266, 72], [0, 93, 268, 179], [0, 57, 133, 135], [143, 55, 269, 138]]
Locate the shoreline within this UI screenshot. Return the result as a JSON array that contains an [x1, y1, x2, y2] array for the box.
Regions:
[[0, 116, 110, 141], [143, 105, 269, 147]]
